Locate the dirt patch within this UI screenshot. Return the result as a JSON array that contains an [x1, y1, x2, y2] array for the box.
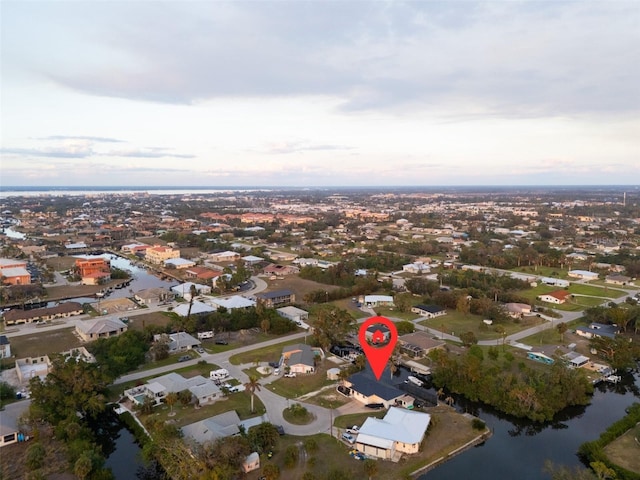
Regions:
[[91, 297, 139, 315], [604, 425, 640, 474], [128, 311, 172, 331]]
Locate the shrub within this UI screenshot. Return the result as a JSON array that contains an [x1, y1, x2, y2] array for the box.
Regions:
[[472, 418, 486, 431]]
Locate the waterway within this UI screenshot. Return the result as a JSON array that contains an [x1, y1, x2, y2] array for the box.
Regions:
[[419, 372, 640, 479]]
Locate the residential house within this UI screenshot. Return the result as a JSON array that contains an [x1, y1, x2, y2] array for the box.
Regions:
[[164, 258, 196, 269], [256, 289, 295, 308], [402, 262, 431, 274], [343, 370, 406, 408], [538, 290, 571, 304], [276, 306, 309, 324], [181, 411, 243, 443], [211, 296, 256, 311], [0, 335, 11, 359], [504, 303, 532, 318], [281, 343, 319, 374], [209, 251, 240, 263], [173, 301, 215, 317], [411, 304, 446, 318], [76, 317, 128, 342], [605, 274, 632, 285], [134, 287, 174, 306], [568, 270, 599, 281], [166, 332, 201, 352], [2, 302, 84, 326], [171, 282, 212, 300], [398, 332, 445, 358], [121, 243, 150, 255], [242, 452, 260, 473], [0, 258, 31, 285], [541, 277, 570, 287], [145, 245, 180, 264], [576, 323, 619, 340], [363, 295, 394, 308], [263, 264, 299, 276], [184, 266, 222, 283], [241, 255, 264, 266], [125, 372, 219, 407], [355, 407, 431, 460]]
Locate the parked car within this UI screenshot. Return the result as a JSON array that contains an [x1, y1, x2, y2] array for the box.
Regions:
[[177, 355, 191, 362], [273, 368, 280, 376], [341, 433, 355, 444], [215, 339, 228, 345], [365, 403, 384, 409], [284, 372, 296, 378], [269, 362, 280, 368], [346, 425, 360, 434], [275, 425, 285, 435], [195, 347, 205, 354]]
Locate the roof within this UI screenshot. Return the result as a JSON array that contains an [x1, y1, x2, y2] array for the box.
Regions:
[[283, 343, 315, 367], [0, 258, 27, 268], [413, 304, 446, 313], [169, 332, 201, 349], [171, 282, 210, 295], [277, 306, 308, 316], [77, 317, 126, 335], [399, 331, 445, 351], [2, 302, 84, 322], [364, 295, 394, 302], [357, 407, 431, 445], [0, 267, 30, 278], [182, 411, 242, 443], [347, 370, 404, 401], [257, 289, 294, 299], [212, 296, 256, 310], [164, 258, 195, 266], [173, 301, 215, 317]]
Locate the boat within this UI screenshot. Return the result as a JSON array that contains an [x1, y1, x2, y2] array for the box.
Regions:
[[605, 375, 621, 384], [407, 376, 424, 387]]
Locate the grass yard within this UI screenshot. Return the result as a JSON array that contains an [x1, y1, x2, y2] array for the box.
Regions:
[[569, 283, 626, 298], [128, 311, 172, 331], [334, 410, 387, 428], [251, 406, 486, 480], [304, 388, 351, 409], [603, 425, 640, 474], [229, 338, 303, 365], [266, 361, 336, 399], [375, 306, 421, 321], [420, 310, 544, 341], [140, 391, 266, 427], [134, 349, 201, 372], [511, 266, 570, 278], [8, 327, 80, 358], [263, 275, 341, 306]]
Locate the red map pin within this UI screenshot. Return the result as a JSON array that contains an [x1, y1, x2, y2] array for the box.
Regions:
[[358, 316, 398, 381]]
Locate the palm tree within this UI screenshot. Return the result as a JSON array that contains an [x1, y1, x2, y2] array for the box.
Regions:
[[388, 357, 398, 379], [436, 387, 445, 403], [244, 375, 261, 413], [186, 283, 198, 325], [556, 322, 568, 342], [165, 392, 178, 415], [445, 395, 455, 407]]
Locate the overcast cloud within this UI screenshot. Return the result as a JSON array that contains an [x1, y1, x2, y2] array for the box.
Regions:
[[1, 1, 638, 186]]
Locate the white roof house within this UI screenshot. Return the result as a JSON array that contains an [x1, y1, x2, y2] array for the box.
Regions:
[[363, 295, 394, 307], [173, 301, 215, 317], [171, 282, 212, 300], [167, 332, 201, 352], [164, 258, 196, 269], [210, 296, 256, 310], [355, 407, 431, 460]]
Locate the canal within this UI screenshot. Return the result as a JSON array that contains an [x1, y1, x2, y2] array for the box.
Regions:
[[419, 373, 640, 479]]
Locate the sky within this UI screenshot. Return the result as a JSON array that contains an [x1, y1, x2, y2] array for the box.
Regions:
[[1, 1, 639, 188]]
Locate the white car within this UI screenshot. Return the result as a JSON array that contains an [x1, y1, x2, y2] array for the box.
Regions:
[[273, 368, 280, 376], [346, 425, 360, 434], [284, 372, 296, 378], [341, 433, 355, 444]]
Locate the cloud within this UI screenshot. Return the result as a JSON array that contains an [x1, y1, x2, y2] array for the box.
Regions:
[[38, 135, 124, 143], [1, 145, 93, 158], [104, 147, 195, 159], [8, 2, 637, 118], [262, 140, 354, 155]]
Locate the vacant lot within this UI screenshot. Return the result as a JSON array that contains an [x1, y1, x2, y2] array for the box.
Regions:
[[420, 310, 544, 341], [604, 425, 640, 474], [9, 327, 80, 358], [263, 275, 341, 305], [229, 338, 303, 366], [128, 311, 172, 331]]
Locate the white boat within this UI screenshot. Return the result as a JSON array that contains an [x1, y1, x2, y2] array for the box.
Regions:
[[605, 375, 621, 384], [407, 376, 424, 387]]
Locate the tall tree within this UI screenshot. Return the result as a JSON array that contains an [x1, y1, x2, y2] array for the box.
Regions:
[[312, 305, 356, 351], [244, 376, 261, 413]]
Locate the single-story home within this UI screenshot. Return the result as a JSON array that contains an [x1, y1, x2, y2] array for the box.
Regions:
[[402, 262, 431, 274], [562, 351, 590, 368], [363, 295, 394, 307], [134, 287, 174, 305], [398, 332, 445, 358], [263, 264, 299, 276], [166, 332, 201, 352], [355, 407, 431, 460], [538, 290, 571, 304], [2, 302, 84, 325], [568, 270, 599, 281], [208, 251, 241, 263], [411, 304, 446, 318], [184, 266, 222, 283], [125, 372, 219, 407], [171, 282, 212, 300], [76, 317, 128, 342], [343, 371, 406, 408], [576, 323, 619, 340], [504, 303, 532, 318], [541, 277, 570, 288], [164, 258, 196, 270], [277, 306, 309, 324], [605, 274, 632, 285], [173, 301, 216, 317], [210, 296, 256, 311], [281, 344, 319, 374]]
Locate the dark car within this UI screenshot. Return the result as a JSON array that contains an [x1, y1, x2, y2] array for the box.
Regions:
[[215, 339, 228, 345], [365, 403, 384, 410], [275, 425, 285, 435], [269, 361, 280, 368], [177, 355, 191, 362]]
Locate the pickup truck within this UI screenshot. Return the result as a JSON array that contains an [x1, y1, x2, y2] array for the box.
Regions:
[[346, 425, 360, 434]]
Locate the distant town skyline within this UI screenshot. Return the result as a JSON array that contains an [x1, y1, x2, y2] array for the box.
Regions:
[[2, 1, 639, 187]]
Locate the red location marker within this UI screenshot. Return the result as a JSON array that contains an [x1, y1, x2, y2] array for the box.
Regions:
[[358, 316, 398, 381]]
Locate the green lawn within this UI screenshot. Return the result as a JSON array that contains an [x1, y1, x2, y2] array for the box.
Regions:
[[135, 349, 200, 372], [511, 266, 570, 278], [333, 411, 386, 428], [375, 307, 421, 321], [569, 283, 626, 298], [304, 388, 351, 409], [229, 338, 303, 365], [8, 327, 80, 358], [420, 310, 544, 341], [140, 391, 266, 427], [266, 361, 335, 399]]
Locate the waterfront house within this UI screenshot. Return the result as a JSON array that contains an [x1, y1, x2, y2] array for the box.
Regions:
[[575, 323, 619, 340], [76, 317, 127, 342], [355, 407, 431, 461]]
